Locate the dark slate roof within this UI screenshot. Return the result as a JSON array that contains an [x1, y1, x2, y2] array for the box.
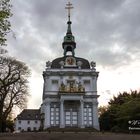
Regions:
[[51, 56, 90, 69], [17, 109, 41, 120]]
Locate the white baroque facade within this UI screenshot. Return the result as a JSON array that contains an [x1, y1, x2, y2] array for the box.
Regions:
[[41, 68, 100, 130], [40, 11, 100, 130], [15, 3, 100, 131]]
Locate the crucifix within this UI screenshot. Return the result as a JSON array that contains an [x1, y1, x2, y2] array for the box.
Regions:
[[65, 2, 74, 21]]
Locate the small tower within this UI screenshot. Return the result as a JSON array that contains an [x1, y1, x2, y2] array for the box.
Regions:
[[62, 2, 76, 56]]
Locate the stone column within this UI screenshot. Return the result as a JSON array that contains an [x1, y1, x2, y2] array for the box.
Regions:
[[92, 100, 100, 130], [60, 100, 64, 128], [94, 77, 97, 91], [44, 101, 50, 129], [80, 100, 84, 128], [44, 76, 50, 92]]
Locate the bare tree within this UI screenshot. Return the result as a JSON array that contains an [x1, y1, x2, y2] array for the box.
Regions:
[[0, 56, 30, 132]]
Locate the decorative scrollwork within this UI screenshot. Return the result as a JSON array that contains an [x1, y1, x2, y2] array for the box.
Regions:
[[59, 81, 85, 93]]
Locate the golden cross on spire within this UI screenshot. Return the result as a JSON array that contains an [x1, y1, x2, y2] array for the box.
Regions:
[[65, 2, 74, 21]]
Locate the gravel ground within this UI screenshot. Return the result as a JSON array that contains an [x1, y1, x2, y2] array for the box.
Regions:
[[0, 132, 140, 140]]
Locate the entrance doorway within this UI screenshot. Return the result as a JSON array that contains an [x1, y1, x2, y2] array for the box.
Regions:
[[64, 101, 79, 127], [65, 108, 78, 127]]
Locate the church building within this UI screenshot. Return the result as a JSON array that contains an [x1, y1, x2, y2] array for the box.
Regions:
[[15, 2, 100, 131]]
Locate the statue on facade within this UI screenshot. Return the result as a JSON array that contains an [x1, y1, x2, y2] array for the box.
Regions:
[[46, 61, 52, 69], [59, 82, 66, 92], [69, 82, 74, 92], [59, 61, 64, 68], [78, 82, 85, 92], [77, 61, 82, 69], [90, 61, 96, 70]]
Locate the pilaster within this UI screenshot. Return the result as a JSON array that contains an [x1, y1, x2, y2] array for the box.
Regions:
[[60, 100, 65, 128], [44, 100, 51, 129], [80, 100, 84, 128], [92, 100, 100, 130]]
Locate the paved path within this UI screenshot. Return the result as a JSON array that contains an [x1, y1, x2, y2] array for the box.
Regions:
[[0, 132, 140, 140]]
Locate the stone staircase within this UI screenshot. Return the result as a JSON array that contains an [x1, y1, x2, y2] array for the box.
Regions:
[[46, 127, 99, 133]]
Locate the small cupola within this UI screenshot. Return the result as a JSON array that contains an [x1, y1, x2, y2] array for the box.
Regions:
[[62, 2, 76, 57]]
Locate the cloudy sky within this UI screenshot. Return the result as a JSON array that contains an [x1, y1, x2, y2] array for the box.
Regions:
[[6, 0, 140, 109]]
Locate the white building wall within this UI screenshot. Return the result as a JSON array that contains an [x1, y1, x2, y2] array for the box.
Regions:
[[92, 77, 97, 92], [15, 119, 41, 131], [43, 74, 98, 99], [44, 75, 97, 94], [44, 76, 60, 92], [42, 68, 100, 130]]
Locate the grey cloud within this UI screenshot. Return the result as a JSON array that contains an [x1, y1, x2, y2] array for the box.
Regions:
[[73, 0, 140, 67], [6, 0, 140, 108], [7, 0, 140, 72]]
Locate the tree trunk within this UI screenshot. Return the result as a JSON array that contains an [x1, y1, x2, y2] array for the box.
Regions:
[[2, 120, 6, 132], [0, 118, 2, 132], [0, 108, 2, 132], [0, 107, 6, 132]]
